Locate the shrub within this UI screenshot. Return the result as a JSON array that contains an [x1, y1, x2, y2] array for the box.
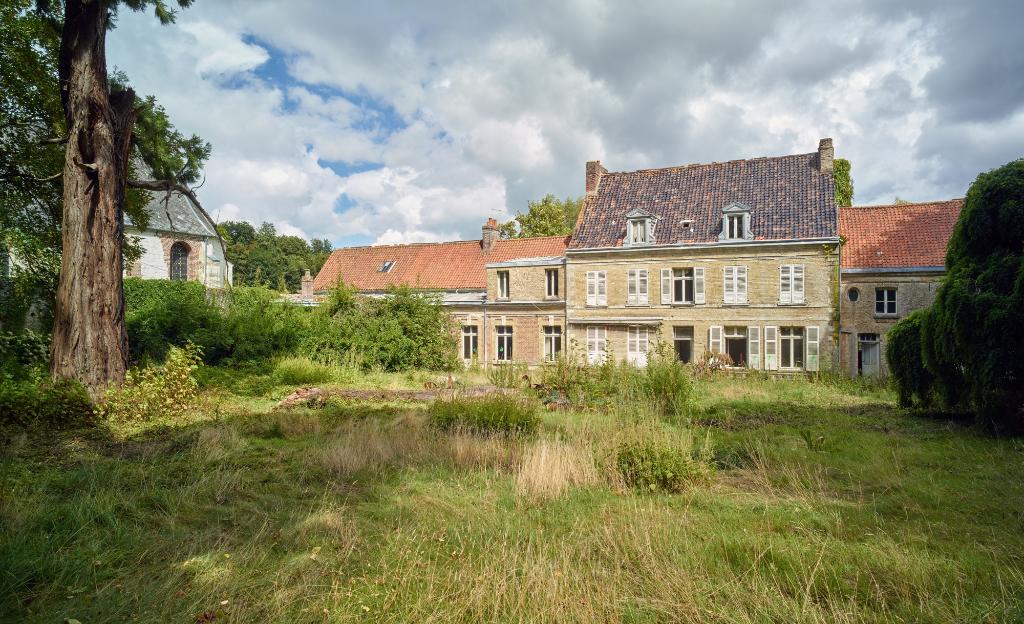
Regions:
[[218, 286, 308, 362], [428, 394, 539, 435], [124, 278, 221, 362], [274, 356, 336, 386], [636, 352, 692, 420], [96, 342, 202, 421], [0, 374, 94, 428], [615, 430, 712, 493], [886, 310, 939, 409], [487, 362, 529, 389], [0, 330, 50, 367]]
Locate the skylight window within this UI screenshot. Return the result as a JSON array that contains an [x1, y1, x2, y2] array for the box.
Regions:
[[380, 260, 396, 273]]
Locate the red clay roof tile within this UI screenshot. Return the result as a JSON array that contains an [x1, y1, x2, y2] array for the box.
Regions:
[[839, 199, 963, 269]]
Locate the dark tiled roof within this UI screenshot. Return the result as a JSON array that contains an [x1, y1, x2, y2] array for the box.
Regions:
[[126, 190, 219, 238], [569, 152, 837, 249], [312, 235, 569, 292], [839, 199, 963, 269]]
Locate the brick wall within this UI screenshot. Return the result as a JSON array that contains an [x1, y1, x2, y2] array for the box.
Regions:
[[486, 263, 565, 302], [159, 234, 204, 281], [452, 303, 564, 366]]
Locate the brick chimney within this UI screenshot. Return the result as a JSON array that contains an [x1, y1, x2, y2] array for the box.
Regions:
[[481, 217, 499, 252], [301, 269, 313, 298], [818, 138, 834, 174], [586, 160, 607, 197]]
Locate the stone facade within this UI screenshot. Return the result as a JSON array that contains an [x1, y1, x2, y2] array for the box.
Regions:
[[124, 228, 232, 288]]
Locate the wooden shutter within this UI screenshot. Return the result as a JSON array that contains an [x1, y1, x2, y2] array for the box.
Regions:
[[694, 267, 705, 304], [806, 325, 819, 371], [764, 326, 778, 370], [793, 265, 805, 304], [638, 269, 648, 305], [586, 272, 596, 306], [748, 326, 761, 369], [737, 266, 747, 303], [709, 325, 723, 354], [627, 269, 637, 305], [597, 271, 607, 306], [779, 265, 791, 304], [723, 267, 735, 304], [661, 268, 671, 304]]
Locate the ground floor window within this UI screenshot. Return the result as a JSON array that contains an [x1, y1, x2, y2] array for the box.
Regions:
[[586, 326, 607, 364], [673, 326, 693, 363], [780, 327, 805, 369], [543, 326, 562, 362], [495, 326, 513, 362], [725, 326, 747, 367], [858, 332, 880, 376], [169, 241, 189, 280], [627, 326, 649, 366], [462, 325, 478, 361]]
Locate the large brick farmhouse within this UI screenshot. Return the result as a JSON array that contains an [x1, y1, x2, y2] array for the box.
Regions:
[[313, 139, 962, 376]]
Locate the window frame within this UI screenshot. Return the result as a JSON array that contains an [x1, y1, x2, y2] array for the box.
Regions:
[[495, 325, 514, 362], [586, 271, 607, 306], [779, 326, 805, 370], [875, 287, 897, 316], [673, 268, 695, 304], [497, 270, 510, 300], [779, 264, 805, 304], [586, 326, 607, 364], [543, 325, 562, 363], [673, 326, 694, 364], [723, 325, 748, 367], [626, 325, 649, 365], [627, 268, 649, 306], [545, 268, 559, 299], [169, 241, 190, 281], [461, 325, 479, 361], [723, 265, 748, 304]]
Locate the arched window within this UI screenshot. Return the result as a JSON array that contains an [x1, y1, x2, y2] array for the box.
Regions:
[[169, 242, 189, 280]]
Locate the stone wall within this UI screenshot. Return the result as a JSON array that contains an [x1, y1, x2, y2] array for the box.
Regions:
[[452, 303, 565, 366]]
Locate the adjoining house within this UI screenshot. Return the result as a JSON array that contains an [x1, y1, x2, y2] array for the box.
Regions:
[[123, 188, 233, 288], [838, 199, 963, 376]]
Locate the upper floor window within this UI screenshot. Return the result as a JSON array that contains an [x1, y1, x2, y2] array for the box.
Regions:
[[623, 208, 656, 246], [379, 260, 396, 273], [169, 242, 189, 281], [661, 267, 705, 304], [723, 265, 748, 304], [719, 202, 753, 242], [875, 288, 897, 316], [586, 271, 607, 306], [627, 268, 648, 305], [545, 268, 559, 298], [497, 270, 510, 299], [779, 264, 805, 304]]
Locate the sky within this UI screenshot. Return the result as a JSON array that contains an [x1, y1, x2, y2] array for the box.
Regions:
[[106, 0, 1024, 248]]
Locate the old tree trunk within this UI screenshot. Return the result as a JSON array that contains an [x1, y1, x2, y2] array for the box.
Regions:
[[51, 0, 136, 397]]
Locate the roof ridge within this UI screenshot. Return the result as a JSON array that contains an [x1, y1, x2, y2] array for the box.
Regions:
[[607, 152, 815, 177], [845, 198, 964, 210]]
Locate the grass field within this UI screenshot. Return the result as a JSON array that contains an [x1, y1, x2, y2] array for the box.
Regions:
[[2, 366, 1023, 623]]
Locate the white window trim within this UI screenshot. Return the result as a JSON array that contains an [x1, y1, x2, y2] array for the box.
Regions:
[[586, 271, 607, 306], [586, 326, 607, 364], [545, 268, 559, 299], [779, 264, 805, 305], [543, 325, 562, 363], [627, 268, 649, 306], [723, 265, 748, 304], [779, 326, 805, 370], [497, 270, 510, 300]]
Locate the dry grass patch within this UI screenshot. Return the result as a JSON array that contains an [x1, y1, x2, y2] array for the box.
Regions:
[[515, 436, 599, 500], [274, 411, 322, 438], [193, 424, 245, 462], [445, 428, 523, 471]]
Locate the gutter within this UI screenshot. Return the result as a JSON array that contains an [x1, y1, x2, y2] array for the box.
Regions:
[[566, 237, 842, 256], [842, 266, 945, 274]]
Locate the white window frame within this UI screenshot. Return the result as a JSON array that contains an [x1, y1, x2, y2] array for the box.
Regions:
[[723, 265, 747, 304], [627, 268, 649, 306], [497, 270, 510, 299], [543, 325, 562, 363], [545, 268, 559, 299], [723, 325, 748, 367], [662, 267, 702, 305], [875, 287, 897, 316], [586, 271, 607, 306], [586, 326, 607, 364], [779, 326, 805, 370], [627, 219, 650, 245], [719, 202, 753, 242], [627, 325, 649, 367], [461, 325, 478, 361], [709, 325, 723, 355], [806, 326, 820, 372], [748, 326, 761, 369], [764, 326, 778, 371], [779, 264, 805, 304], [495, 325, 513, 362]]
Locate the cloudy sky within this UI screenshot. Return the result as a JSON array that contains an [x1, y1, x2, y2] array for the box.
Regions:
[[107, 0, 1024, 247]]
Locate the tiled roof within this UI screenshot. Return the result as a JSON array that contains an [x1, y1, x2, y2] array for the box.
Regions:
[[569, 152, 837, 249], [125, 190, 219, 238], [312, 235, 569, 292], [839, 199, 963, 269]]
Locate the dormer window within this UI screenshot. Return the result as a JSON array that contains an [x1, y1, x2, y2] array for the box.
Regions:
[[379, 260, 396, 273], [623, 208, 656, 246], [719, 202, 753, 242]]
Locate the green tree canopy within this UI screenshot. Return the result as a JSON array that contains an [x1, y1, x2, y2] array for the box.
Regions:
[[500, 194, 582, 238], [220, 220, 333, 292], [833, 158, 853, 207]]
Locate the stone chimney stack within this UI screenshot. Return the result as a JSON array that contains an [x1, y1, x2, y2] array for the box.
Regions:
[[481, 217, 499, 252], [301, 269, 313, 298], [818, 138, 834, 174], [586, 160, 607, 197]]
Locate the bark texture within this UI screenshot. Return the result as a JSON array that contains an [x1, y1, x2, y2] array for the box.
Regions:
[[51, 0, 135, 397]]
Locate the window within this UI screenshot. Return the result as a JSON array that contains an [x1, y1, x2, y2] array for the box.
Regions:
[[662, 267, 704, 304], [723, 266, 747, 304], [628, 219, 649, 245], [673, 326, 693, 363], [848, 287, 860, 302], [379, 260, 396, 273], [779, 264, 805, 304], [627, 269, 648, 305], [627, 326, 649, 366], [586, 326, 607, 364], [724, 326, 748, 367], [545, 269, 559, 298], [674, 268, 694, 303], [543, 326, 562, 362], [780, 327, 805, 369], [875, 288, 897, 315], [623, 209, 655, 246], [720, 202, 752, 241], [495, 326, 513, 361], [169, 242, 189, 280], [727, 215, 743, 239], [586, 271, 607, 306], [498, 271, 510, 299], [461, 326, 478, 361]]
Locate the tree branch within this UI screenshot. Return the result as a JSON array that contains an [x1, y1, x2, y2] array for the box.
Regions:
[[39, 136, 68, 145], [128, 178, 225, 248]]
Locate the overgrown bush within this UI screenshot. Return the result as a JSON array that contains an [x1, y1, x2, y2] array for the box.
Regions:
[[615, 433, 712, 493], [216, 286, 307, 362], [96, 342, 202, 421], [0, 330, 49, 367], [886, 310, 939, 409], [635, 351, 692, 420], [0, 374, 93, 428], [273, 356, 338, 386], [487, 362, 529, 389], [124, 278, 221, 362], [428, 394, 539, 435]]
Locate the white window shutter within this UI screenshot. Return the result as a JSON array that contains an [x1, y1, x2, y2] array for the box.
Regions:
[[764, 326, 778, 371], [597, 271, 607, 306], [779, 266, 791, 304], [737, 266, 747, 303], [748, 326, 761, 369], [806, 325, 819, 372], [661, 268, 671, 304], [638, 269, 648, 305], [794, 265, 805, 304], [694, 267, 705, 304], [586, 272, 596, 306], [709, 325, 723, 354], [723, 267, 735, 304], [627, 269, 637, 305]]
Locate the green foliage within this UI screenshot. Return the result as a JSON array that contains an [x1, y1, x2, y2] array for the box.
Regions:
[[0, 374, 93, 428], [95, 342, 201, 421], [428, 394, 539, 435], [487, 362, 529, 389], [833, 158, 854, 207], [635, 351, 693, 420], [273, 356, 339, 386], [0, 330, 49, 367], [500, 194, 582, 238], [220, 220, 332, 292], [124, 277, 219, 362], [615, 435, 711, 493], [886, 310, 938, 409]]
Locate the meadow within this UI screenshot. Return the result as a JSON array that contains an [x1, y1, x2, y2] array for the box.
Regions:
[[2, 362, 1023, 623]]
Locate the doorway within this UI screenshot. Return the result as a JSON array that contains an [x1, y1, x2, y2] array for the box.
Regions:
[[858, 333, 880, 376]]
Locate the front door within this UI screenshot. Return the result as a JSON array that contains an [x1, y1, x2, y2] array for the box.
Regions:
[[858, 334, 880, 376]]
